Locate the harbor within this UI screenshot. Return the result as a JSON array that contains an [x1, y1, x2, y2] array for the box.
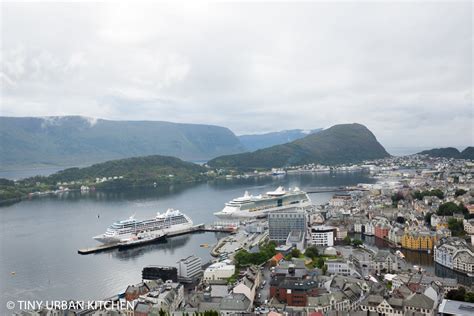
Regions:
[[78, 224, 235, 255]]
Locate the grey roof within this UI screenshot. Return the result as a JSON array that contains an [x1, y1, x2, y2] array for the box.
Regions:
[[307, 292, 348, 307], [387, 297, 404, 309], [219, 293, 251, 311], [134, 302, 152, 313], [280, 279, 318, 291], [210, 284, 228, 298], [438, 299, 474, 316], [361, 295, 383, 307], [405, 293, 434, 309]]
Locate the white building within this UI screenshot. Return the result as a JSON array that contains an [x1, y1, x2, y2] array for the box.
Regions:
[[326, 259, 355, 276], [434, 237, 474, 275], [364, 221, 375, 236], [464, 219, 474, 235], [203, 261, 235, 281], [309, 225, 336, 246], [177, 255, 202, 282], [353, 221, 364, 233]]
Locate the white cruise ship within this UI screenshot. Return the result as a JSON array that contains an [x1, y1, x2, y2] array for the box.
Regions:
[[93, 209, 193, 244], [214, 186, 311, 219]]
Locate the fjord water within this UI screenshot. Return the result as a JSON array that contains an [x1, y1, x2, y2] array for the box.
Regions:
[[0, 172, 373, 313]]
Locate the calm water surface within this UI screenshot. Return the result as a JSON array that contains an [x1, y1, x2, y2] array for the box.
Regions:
[[0, 172, 374, 314]]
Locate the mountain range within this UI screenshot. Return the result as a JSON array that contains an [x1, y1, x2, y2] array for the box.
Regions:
[[418, 147, 474, 160], [0, 116, 245, 169], [208, 123, 390, 169]]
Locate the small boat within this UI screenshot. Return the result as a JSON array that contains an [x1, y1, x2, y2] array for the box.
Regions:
[[200, 243, 209, 248]]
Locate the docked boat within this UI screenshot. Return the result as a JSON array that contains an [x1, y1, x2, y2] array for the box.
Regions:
[[93, 209, 193, 244], [271, 168, 286, 176], [214, 186, 311, 219], [118, 231, 167, 250]]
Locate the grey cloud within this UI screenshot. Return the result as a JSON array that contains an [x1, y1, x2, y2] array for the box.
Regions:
[[0, 1, 472, 149]]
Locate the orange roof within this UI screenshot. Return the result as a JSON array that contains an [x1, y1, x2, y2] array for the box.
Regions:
[[272, 252, 284, 262]]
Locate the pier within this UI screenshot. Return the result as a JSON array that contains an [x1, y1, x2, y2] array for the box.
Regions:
[[78, 224, 233, 255], [303, 186, 369, 193]]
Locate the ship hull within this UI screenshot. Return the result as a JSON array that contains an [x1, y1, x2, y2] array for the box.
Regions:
[[214, 200, 311, 219]]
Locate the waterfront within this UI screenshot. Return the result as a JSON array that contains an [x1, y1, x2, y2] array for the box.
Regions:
[[0, 172, 373, 314]]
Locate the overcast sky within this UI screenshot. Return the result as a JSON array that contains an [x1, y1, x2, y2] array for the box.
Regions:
[[1, 1, 472, 149]]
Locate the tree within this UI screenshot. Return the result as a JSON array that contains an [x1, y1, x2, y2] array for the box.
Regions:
[[343, 235, 351, 245], [446, 287, 466, 301], [455, 189, 467, 197], [159, 309, 167, 316], [448, 218, 465, 237], [322, 264, 328, 275], [316, 257, 325, 269], [391, 192, 404, 206], [424, 212, 433, 226], [352, 239, 363, 247], [465, 292, 474, 303], [413, 189, 444, 200], [305, 246, 319, 258], [438, 202, 463, 216], [291, 248, 301, 258]]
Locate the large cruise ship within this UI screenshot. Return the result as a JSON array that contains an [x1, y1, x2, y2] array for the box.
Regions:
[[214, 186, 311, 219], [93, 209, 193, 244]]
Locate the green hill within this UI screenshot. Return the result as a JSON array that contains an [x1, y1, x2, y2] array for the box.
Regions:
[[238, 129, 322, 151], [45, 155, 206, 185], [1, 155, 208, 202], [208, 123, 390, 169], [418, 147, 473, 160], [460, 147, 474, 160], [0, 116, 245, 169]]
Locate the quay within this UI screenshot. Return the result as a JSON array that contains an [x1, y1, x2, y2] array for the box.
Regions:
[[78, 224, 233, 255], [303, 186, 369, 193]]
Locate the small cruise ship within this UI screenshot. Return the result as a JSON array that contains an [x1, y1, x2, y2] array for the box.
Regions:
[[93, 209, 193, 244], [214, 186, 311, 219]]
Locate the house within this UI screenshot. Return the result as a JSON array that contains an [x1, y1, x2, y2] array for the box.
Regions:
[[270, 253, 284, 266], [270, 278, 320, 306], [404, 292, 435, 315], [203, 261, 235, 281], [125, 282, 150, 301], [219, 293, 252, 315], [372, 250, 401, 274], [434, 237, 474, 274], [307, 292, 351, 313], [326, 259, 356, 276]]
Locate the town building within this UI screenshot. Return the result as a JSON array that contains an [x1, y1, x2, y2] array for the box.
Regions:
[[142, 265, 178, 282], [326, 259, 355, 276], [268, 207, 306, 242], [434, 237, 466, 270], [135, 280, 184, 314], [177, 255, 202, 283], [371, 250, 401, 274], [270, 278, 319, 306], [401, 229, 438, 251], [203, 261, 235, 282], [309, 225, 336, 246], [464, 219, 474, 235], [375, 222, 390, 239]]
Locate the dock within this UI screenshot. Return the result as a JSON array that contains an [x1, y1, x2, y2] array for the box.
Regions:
[[78, 224, 233, 255]]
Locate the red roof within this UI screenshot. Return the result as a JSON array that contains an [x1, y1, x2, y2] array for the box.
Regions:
[[309, 312, 324, 316]]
